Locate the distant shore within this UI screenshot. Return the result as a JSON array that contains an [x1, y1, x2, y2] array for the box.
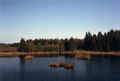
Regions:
[[0, 50, 120, 57]]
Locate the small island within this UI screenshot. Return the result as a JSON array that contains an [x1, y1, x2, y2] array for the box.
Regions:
[[48, 62, 65, 67], [23, 55, 34, 60], [48, 62, 74, 69]]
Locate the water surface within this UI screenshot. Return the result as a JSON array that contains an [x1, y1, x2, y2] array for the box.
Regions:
[[0, 55, 120, 81]]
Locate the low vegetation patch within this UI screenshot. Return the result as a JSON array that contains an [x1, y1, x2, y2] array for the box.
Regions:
[[23, 55, 34, 59], [76, 55, 91, 60], [48, 62, 74, 69]]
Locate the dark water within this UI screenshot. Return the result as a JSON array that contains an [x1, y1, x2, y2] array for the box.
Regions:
[[0, 55, 120, 81]]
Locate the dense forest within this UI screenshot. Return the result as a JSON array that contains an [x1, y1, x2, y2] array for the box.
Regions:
[[0, 29, 120, 52]]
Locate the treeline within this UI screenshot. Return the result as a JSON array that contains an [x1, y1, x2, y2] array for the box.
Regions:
[[0, 29, 120, 52], [18, 37, 83, 52], [83, 29, 120, 51]]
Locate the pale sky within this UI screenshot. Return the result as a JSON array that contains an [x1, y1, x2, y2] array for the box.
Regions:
[[0, 0, 120, 43]]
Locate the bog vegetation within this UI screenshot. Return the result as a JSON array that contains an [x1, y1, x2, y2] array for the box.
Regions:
[[0, 29, 120, 52]]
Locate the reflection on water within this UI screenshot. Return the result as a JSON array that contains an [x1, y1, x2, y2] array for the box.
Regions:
[[20, 59, 25, 70], [0, 55, 120, 81], [64, 55, 75, 65]]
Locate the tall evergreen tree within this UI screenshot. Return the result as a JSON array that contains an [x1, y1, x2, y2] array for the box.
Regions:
[[97, 32, 103, 51], [83, 32, 92, 50], [64, 38, 69, 51], [69, 37, 76, 51], [20, 38, 26, 52], [91, 34, 97, 51]]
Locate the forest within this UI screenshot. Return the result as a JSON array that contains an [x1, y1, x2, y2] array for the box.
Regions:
[[0, 29, 120, 52]]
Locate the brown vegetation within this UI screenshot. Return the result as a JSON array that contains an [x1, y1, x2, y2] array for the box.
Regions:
[[63, 64, 74, 69], [0, 47, 18, 52], [48, 62, 65, 67], [0, 50, 120, 57], [76, 55, 91, 60], [23, 55, 34, 59], [48, 62, 75, 69]]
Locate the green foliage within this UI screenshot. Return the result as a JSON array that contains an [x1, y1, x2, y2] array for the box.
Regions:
[[64, 38, 69, 51], [60, 45, 65, 52], [10, 43, 19, 47], [69, 37, 76, 51], [83, 29, 120, 51], [2, 29, 120, 52], [83, 32, 92, 50], [75, 39, 83, 50], [20, 38, 26, 52]]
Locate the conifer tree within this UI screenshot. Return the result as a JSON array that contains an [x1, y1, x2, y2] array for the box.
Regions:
[[69, 37, 76, 51], [64, 38, 69, 51], [20, 38, 26, 52]]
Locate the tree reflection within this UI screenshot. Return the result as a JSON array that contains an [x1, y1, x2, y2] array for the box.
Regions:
[[64, 54, 75, 65]]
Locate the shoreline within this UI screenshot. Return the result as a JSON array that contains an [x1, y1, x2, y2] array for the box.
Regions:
[[0, 51, 120, 57]]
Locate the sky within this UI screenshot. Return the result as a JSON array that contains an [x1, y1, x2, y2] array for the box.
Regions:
[[0, 0, 120, 43]]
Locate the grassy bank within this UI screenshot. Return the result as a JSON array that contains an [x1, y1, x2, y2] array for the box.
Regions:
[[0, 50, 120, 57]]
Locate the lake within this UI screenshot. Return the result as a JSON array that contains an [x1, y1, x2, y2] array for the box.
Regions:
[[0, 54, 120, 81]]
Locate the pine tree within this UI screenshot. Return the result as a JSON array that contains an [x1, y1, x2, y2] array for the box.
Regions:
[[20, 38, 26, 52], [69, 37, 76, 51], [83, 32, 92, 50], [64, 38, 69, 51]]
